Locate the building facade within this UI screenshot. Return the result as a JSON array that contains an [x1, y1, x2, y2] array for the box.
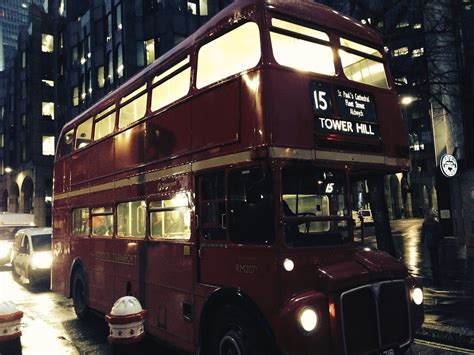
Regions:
[[0, 0, 231, 226]]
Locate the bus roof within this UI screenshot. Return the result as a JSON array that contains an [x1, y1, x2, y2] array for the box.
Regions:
[[61, 0, 382, 135]]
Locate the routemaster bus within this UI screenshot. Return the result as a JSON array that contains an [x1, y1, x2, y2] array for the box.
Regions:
[[52, 0, 424, 354]]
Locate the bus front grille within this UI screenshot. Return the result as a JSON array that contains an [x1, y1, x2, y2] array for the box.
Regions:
[[340, 280, 410, 354]]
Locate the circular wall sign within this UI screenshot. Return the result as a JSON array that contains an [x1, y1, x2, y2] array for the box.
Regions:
[[440, 154, 458, 177]]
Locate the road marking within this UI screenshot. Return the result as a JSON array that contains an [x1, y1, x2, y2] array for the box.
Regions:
[[414, 338, 474, 354]]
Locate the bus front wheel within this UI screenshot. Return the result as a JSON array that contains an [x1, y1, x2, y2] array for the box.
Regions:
[[210, 305, 266, 355], [72, 271, 90, 319]]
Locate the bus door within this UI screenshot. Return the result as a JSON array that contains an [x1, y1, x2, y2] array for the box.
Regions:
[[145, 192, 195, 349], [197, 167, 277, 296]]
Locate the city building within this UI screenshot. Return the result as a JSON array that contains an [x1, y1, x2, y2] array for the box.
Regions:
[[0, 0, 231, 226]]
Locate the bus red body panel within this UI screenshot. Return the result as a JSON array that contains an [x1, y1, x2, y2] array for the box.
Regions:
[[52, 1, 422, 354]]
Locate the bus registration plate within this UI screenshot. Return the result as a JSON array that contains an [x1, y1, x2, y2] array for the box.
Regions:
[[381, 349, 394, 355]]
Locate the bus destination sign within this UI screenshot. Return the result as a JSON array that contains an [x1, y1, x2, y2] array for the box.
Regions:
[[310, 81, 378, 138]]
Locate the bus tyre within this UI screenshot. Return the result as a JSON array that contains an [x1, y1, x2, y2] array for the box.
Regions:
[[210, 305, 265, 355], [72, 271, 91, 320]]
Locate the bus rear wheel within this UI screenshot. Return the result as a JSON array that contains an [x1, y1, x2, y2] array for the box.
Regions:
[[72, 271, 90, 319], [210, 305, 266, 355]]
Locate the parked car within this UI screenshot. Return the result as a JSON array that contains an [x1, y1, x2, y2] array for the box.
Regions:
[[0, 213, 36, 266], [11, 228, 52, 286], [352, 209, 374, 228]]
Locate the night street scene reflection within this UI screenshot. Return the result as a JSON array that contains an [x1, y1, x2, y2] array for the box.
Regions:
[[0, 0, 474, 354]]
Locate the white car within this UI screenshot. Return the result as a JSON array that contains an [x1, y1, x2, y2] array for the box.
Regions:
[[352, 209, 374, 228], [11, 228, 52, 286]]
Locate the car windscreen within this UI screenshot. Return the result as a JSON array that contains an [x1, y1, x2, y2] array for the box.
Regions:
[[0, 227, 26, 241], [31, 234, 52, 251]]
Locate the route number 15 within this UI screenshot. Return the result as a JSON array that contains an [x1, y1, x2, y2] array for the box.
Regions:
[[313, 90, 328, 111]]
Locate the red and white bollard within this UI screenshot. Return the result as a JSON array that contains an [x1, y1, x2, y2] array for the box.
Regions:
[[0, 300, 23, 353], [106, 296, 147, 344]]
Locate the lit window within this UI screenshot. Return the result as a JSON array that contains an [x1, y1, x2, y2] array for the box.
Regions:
[[412, 48, 424, 58], [199, 0, 208, 16], [393, 47, 409, 57], [150, 192, 191, 240], [271, 32, 334, 76], [340, 37, 382, 58], [42, 102, 55, 119], [117, 44, 124, 78], [339, 50, 388, 89], [119, 85, 147, 129], [72, 208, 89, 235], [151, 57, 190, 111], [108, 51, 114, 84], [116, 4, 122, 30], [117, 201, 146, 237], [413, 23, 422, 29], [75, 118, 93, 149], [196, 22, 261, 89], [94, 106, 115, 140], [396, 22, 410, 29], [98, 66, 105, 88], [91, 207, 114, 237], [42, 79, 54, 87], [41, 34, 54, 53], [22, 52, 26, 68], [395, 77, 408, 86], [272, 18, 329, 42], [59, 0, 65, 16], [72, 87, 79, 106], [187, 2, 197, 15], [42, 136, 55, 156], [0, 134, 3, 148], [145, 39, 155, 66]]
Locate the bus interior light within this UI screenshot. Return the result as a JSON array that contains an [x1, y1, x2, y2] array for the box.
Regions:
[[283, 258, 294, 272]]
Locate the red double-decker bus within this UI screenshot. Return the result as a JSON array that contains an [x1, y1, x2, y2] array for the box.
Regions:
[[52, 0, 424, 354]]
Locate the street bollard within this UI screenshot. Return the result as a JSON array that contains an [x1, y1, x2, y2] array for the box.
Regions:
[[0, 300, 23, 354], [105, 296, 147, 345]]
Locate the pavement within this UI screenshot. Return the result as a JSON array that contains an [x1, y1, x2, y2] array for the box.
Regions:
[[356, 218, 474, 351]]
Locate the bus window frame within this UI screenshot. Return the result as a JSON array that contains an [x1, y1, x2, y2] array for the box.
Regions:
[[148, 191, 192, 242], [57, 128, 76, 159], [116, 199, 147, 239], [195, 20, 263, 90], [267, 14, 338, 77], [117, 83, 149, 131], [150, 56, 191, 113], [93, 104, 118, 142], [90, 206, 115, 238], [71, 207, 90, 238]]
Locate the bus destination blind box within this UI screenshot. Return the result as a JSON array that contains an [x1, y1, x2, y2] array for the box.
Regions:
[[311, 81, 379, 138]]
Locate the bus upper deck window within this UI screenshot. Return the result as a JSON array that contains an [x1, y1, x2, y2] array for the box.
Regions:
[[59, 129, 74, 157], [94, 105, 116, 140], [270, 19, 335, 76], [196, 22, 261, 89], [119, 84, 147, 129], [339, 37, 388, 89], [151, 56, 190, 111], [75, 118, 93, 149]]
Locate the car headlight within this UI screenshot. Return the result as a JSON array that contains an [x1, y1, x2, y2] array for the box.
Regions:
[[298, 307, 319, 333], [411, 287, 423, 305], [31, 252, 52, 269]]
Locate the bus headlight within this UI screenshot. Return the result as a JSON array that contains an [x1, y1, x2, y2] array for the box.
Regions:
[[298, 307, 319, 333], [411, 287, 423, 305], [32, 252, 53, 269]]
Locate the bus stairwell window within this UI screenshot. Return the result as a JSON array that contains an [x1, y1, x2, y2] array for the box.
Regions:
[[75, 118, 93, 149]]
